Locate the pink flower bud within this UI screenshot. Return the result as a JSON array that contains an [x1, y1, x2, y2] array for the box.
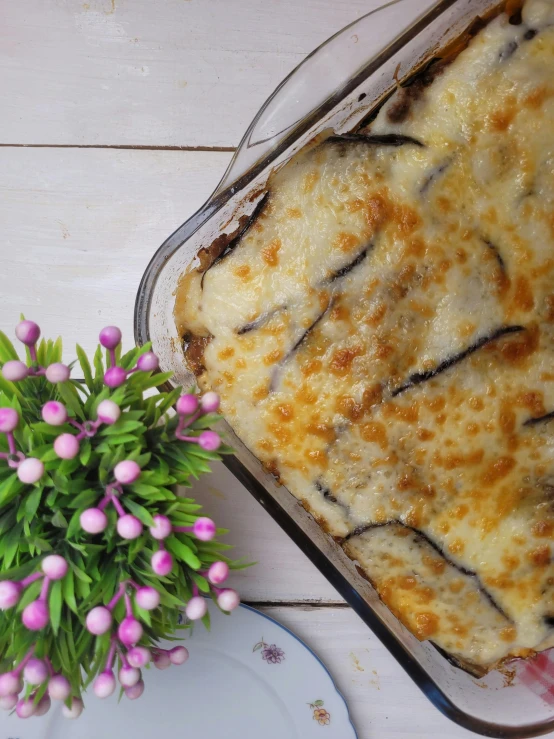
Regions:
[[200, 391, 220, 413], [54, 433, 79, 460], [34, 694, 51, 716], [41, 554, 68, 580], [22, 599, 49, 630], [152, 650, 171, 670], [2, 360, 28, 382], [151, 550, 173, 576], [41, 401, 68, 426], [24, 658, 48, 685], [99, 326, 122, 350], [135, 586, 160, 611], [0, 672, 22, 697], [0, 581, 22, 609], [0, 407, 18, 434], [136, 352, 159, 372], [45, 363, 70, 383], [86, 606, 112, 635], [17, 457, 44, 484], [176, 394, 198, 415], [169, 646, 189, 665], [198, 430, 221, 451], [127, 647, 151, 668], [0, 694, 18, 710], [117, 514, 143, 540], [185, 596, 207, 621], [48, 674, 71, 701], [193, 517, 216, 542], [15, 320, 40, 346], [62, 697, 83, 719], [104, 366, 126, 388], [217, 588, 240, 612], [80, 507, 108, 534], [114, 460, 141, 485], [149, 514, 171, 540], [119, 665, 140, 688], [118, 617, 143, 647], [207, 561, 229, 585], [16, 697, 36, 719], [93, 671, 116, 699], [96, 399, 120, 425], [124, 679, 145, 700]]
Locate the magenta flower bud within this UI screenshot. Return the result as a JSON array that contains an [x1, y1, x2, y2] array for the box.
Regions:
[[127, 647, 151, 668], [0, 581, 22, 610], [135, 586, 160, 611], [96, 399, 120, 425], [149, 514, 171, 540], [16, 697, 36, 719], [41, 401, 68, 426], [48, 674, 71, 701], [22, 599, 49, 630], [2, 360, 28, 382], [152, 650, 171, 670], [193, 517, 216, 541], [169, 646, 189, 665], [45, 363, 70, 383], [136, 352, 159, 372], [176, 394, 198, 415], [200, 391, 220, 413], [0, 672, 23, 697], [118, 617, 143, 647], [119, 665, 140, 688], [41, 554, 68, 580], [99, 326, 122, 350], [93, 670, 116, 699], [54, 433, 79, 460], [86, 606, 112, 635], [17, 457, 44, 484], [125, 679, 145, 700], [151, 550, 173, 576], [185, 596, 207, 621], [198, 430, 221, 451], [62, 697, 83, 719], [113, 459, 141, 485], [0, 694, 18, 710], [208, 561, 230, 585], [104, 366, 126, 388], [0, 407, 18, 434], [34, 694, 51, 716], [15, 320, 40, 346], [217, 588, 240, 612], [80, 507, 108, 534], [117, 514, 143, 540], [23, 658, 48, 685]]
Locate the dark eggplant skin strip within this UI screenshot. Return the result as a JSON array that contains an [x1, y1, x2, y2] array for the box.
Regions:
[[482, 237, 506, 271], [200, 192, 270, 288], [237, 305, 286, 335], [392, 325, 525, 397], [420, 158, 452, 194], [314, 479, 351, 513], [545, 615, 554, 628], [524, 410, 554, 427], [327, 132, 424, 148], [344, 520, 511, 621], [499, 39, 518, 61], [324, 248, 369, 284]]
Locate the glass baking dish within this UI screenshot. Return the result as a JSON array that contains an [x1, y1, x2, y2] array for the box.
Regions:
[[134, 1, 554, 735]]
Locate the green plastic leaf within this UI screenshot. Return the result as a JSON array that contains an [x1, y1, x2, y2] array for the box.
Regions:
[[165, 536, 201, 569], [49, 579, 63, 635], [76, 344, 94, 390]]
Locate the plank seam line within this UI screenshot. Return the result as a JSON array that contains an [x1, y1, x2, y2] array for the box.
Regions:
[[0, 143, 236, 152]]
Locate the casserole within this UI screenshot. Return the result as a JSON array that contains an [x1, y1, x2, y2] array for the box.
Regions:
[[135, 1, 554, 734]]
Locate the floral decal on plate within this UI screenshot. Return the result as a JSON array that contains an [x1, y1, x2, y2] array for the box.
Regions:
[[308, 699, 331, 726], [253, 637, 285, 664]]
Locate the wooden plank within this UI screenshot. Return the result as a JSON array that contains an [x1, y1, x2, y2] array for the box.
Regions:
[[1, 0, 379, 148], [0, 146, 230, 356], [260, 606, 477, 739]]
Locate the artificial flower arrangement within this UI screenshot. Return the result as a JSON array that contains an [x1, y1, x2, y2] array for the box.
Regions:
[[0, 320, 239, 719]]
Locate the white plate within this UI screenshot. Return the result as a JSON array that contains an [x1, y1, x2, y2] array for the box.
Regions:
[[0, 603, 358, 739]]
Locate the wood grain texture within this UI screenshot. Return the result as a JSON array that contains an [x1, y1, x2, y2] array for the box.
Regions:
[[1, 0, 378, 148]]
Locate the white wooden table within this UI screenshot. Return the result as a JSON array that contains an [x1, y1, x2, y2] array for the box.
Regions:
[[0, 2, 523, 737]]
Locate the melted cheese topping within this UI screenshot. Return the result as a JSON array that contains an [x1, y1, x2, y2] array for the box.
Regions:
[[176, 0, 554, 671]]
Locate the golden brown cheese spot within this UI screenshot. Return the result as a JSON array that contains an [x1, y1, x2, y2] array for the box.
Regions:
[[217, 347, 235, 360], [415, 612, 439, 639], [336, 395, 364, 421], [333, 231, 360, 253], [275, 403, 294, 421], [481, 456, 516, 486], [261, 238, 281, 267], [285, 207, 302, 219], [234, 264, 251, 280], [489, 97, 517, 132], [532, 520, 554, 538], [302, 171, 319, 194], [329, 346, 363, 376], [448, 538, 465, 555], [360, 422, 388, 450], [500, 626, 517, 643], [512, 275, 535, 312], [528, 545, 551, 567], [263, 349, 283, 366]]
